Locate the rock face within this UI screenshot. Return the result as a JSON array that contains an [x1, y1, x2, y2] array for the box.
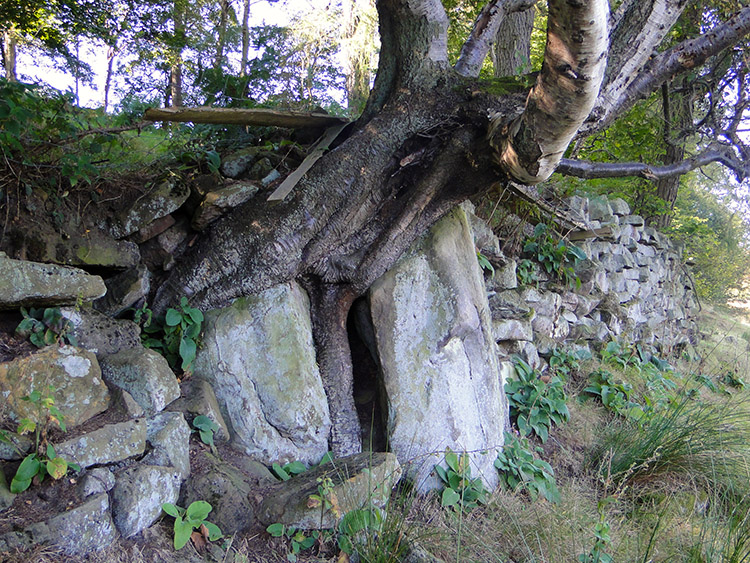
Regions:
[[259, 452, 402, 529], [110, 177, 190, 239], [55, 419, 147, 468], [110, 465, 182, 538], [99, 347, 180, 415], [0, 346, 110, 428], [369, 206, 507, 492], [194, 283, 331, 465], [0, 252, 106, 310]]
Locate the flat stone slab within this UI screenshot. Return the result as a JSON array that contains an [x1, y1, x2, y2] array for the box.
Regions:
[[0, 252, 106, 310], [111, 465, 182, 538], [55, 419, 147, 468], [259, 452, 402, 530]]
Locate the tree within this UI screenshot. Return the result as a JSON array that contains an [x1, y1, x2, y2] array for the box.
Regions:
[[154, 0, 750, 456]]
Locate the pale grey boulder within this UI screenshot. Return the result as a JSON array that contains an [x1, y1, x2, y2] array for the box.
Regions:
[[61, 307, 141, 357], [369, 206, 507, 492], [0, 252, 106, 310], [111, 465, 182, 538], [193, 283, 331, 465], [99, 347, 180, 415]]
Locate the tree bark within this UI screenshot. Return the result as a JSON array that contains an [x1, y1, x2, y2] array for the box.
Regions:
[[214, 0, 230, 71], [491, 6, 534, 77], [2, 29, 17, 82], [239, 0, 250, 79]]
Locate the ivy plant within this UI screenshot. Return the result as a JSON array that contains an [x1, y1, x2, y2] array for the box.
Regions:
[[505, 357, 569, 443], [495, 432, 560, 503]]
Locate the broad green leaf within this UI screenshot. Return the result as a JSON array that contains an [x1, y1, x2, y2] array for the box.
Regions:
[[441, 488, 460, 508], [46, 456, 68, 480], [17, 419, 36, 435], [203, 521, 222, 540], [283, 461, 307, 475], [179, 338, 196, 370], [267, 522, 285, 536], [173, 516, 193, 549], [272, 463, 290, 481], [185, 500, 212, 522], [165, 309, 182, 327], [15, 455, 41, 481], [10, 477, 32, 494], [162, 502, 183, 518]]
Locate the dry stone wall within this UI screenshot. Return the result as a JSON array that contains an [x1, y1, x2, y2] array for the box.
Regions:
[[476, 195, 698, 370]]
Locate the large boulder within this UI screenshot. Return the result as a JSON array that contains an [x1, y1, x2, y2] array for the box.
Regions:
[[369, 205, 507, 492], [109, 177, 190, 239], [0, 346, 110, 428], [193, 283, 331, 466], [0, 252, 106, 310]]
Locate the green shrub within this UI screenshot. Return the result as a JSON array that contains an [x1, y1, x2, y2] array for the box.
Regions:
[[15, 307, 77, 348], [494, 432, 560, 504], [139, 298, 203, 373], [435, 448, 488, 512], [522, 224, 586, 288], [506, 357, 569, 443], [162, 501, 222, 550]]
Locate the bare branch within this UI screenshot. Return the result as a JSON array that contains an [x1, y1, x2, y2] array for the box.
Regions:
[[454, 0, 537, 78], [582, 6, 750, 138], [489, 0, 609, 184], [557, 144, 748, 181]]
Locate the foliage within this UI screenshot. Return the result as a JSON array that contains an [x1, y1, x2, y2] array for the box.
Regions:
[[505, 357, 570, 443], [668, 179, 750, 303], [139, 297, 203, 373], [476, 251, 494, 276], [494, 432, 560, 504], [192, 415, 218, 453], [0, 79, 116, 189], [589, 393, 750, 497], [271, 460, 308, 482], [266, 523, 317, 561], [584, 369, 637, 417], [0, 387, 79, 493], [578, 498, 615, 563], [516, 258, 537, 286], [15, 307, 77, 348], [522, 224, 587, 288], [435, 448, 488, 512], [549, 347, 591, 380], [162, 500, 222, 550]]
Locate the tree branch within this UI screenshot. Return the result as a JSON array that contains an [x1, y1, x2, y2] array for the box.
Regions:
[[454, 0, 537, 78], [488, 0, 609, 184], [581, 6, 750, 138], [557, 144, 748, 181]]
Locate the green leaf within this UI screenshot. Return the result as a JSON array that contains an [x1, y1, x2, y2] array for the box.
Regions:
[[46, 444, 56, 459], [17, 418, 36, 435], [187, 308, 203, 324], [179, 338, 197, 370], [15, 455, 41, 481], [173, 516, 193, 549], [165, 309, 182, 327], [185, 500, 212, 523], [199, 429, 215, 447], [272, 463, 291, 481], [441, 488, 460, 508], [445, 450, 459, 472], [46, 456, 68, 480], [10, 477, 32, 494], [283, 461, 307, 475], [267, 523, 285, 537], [338, 533, 353, 554], [162, 502, 183, 518], [203, 521, 222, 541]]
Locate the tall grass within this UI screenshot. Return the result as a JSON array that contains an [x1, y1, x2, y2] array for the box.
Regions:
[[588, 392, 750, 499]]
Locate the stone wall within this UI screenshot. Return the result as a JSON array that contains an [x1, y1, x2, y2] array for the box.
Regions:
[[475, 195, 698, 371]]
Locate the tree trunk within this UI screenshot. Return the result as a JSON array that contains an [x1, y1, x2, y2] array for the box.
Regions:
[[239, 0, 250, 79], [104, 43, 116, 112], [154, 0, 750, 454], [491, 7, 533, 77], [170, 0, 186, 107], [342, 0, 376, 115], [214, 0, 230, 71], [2, 29, 17, 82]]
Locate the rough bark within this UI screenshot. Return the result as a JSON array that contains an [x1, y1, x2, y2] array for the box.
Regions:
[[455, 0, 537, 78], [214, 0, 230, 71], [491, 7, 534, 77]]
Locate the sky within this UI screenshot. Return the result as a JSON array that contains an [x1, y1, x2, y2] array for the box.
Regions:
[[16, 0, 319, 109]]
